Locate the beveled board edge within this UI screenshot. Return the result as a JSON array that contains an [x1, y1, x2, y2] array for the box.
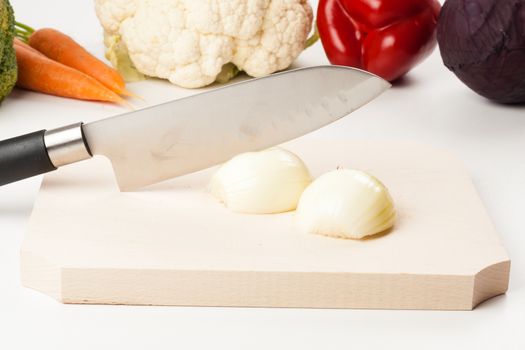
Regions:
[[20, 249, 510, 310], [20, 251, 61, 301], [472, 260, 510, 309]]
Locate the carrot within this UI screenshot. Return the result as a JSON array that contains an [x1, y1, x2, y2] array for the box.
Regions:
[[14, 43, 124, 104], [14, 38, 43, 56], [26, 28, 132, 97]]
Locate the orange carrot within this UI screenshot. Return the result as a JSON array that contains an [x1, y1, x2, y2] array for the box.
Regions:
[[14, 38, 43, 56], [27, 28, 130, 96], [14, 43, 124, 104]]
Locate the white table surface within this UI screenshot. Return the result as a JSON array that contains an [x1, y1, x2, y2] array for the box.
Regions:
[[1, 1, 524, 349]]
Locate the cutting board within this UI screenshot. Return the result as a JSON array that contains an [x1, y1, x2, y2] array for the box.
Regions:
[[20, 139, 510, 310]]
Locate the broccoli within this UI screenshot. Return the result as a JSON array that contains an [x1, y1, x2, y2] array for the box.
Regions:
[[0, 0, 16, 103]]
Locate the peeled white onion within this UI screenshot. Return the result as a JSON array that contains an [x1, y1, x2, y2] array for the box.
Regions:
[[209, 148, 312, 214], [295, 169, 396, 239]]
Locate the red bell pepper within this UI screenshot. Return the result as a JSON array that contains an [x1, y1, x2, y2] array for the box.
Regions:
[[317, 0, 441, 81]]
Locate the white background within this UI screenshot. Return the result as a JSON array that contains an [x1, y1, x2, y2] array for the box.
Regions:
[[1, 0, 524, 349]]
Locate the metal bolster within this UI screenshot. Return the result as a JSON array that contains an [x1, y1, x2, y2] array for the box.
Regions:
[[44, 123, 92, 168]]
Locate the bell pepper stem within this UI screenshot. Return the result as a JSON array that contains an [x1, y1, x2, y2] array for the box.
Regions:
[[305, 25, 320, 49]]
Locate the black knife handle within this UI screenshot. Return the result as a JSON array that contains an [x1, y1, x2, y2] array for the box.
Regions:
[[0, 130, 56, 186]]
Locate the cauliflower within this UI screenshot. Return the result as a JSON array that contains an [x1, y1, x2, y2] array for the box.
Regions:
[[95, 0, 314, 88]]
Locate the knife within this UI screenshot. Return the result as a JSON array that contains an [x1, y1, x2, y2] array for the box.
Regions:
[[0, 65, 389, 191]]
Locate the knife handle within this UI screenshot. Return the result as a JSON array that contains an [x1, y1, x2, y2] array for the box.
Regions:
[[0, 130, 56, 186], [0, 123, 92, 186]]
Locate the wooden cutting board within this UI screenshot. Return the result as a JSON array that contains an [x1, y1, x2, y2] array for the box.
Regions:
[[20, 139, 510, 310]]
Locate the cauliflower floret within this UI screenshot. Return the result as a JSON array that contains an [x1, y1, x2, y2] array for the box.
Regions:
[[95, 0, 313, 88], [95, 0, 138, 34]]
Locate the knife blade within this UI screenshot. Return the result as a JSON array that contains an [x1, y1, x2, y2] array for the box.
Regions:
[[0, 66, 389, 190]]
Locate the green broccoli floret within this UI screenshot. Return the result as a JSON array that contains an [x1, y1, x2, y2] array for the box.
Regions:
[[0, 0, 17, 103]]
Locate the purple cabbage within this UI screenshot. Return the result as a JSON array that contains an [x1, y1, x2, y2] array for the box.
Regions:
[[437, 0, 525, 104]]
